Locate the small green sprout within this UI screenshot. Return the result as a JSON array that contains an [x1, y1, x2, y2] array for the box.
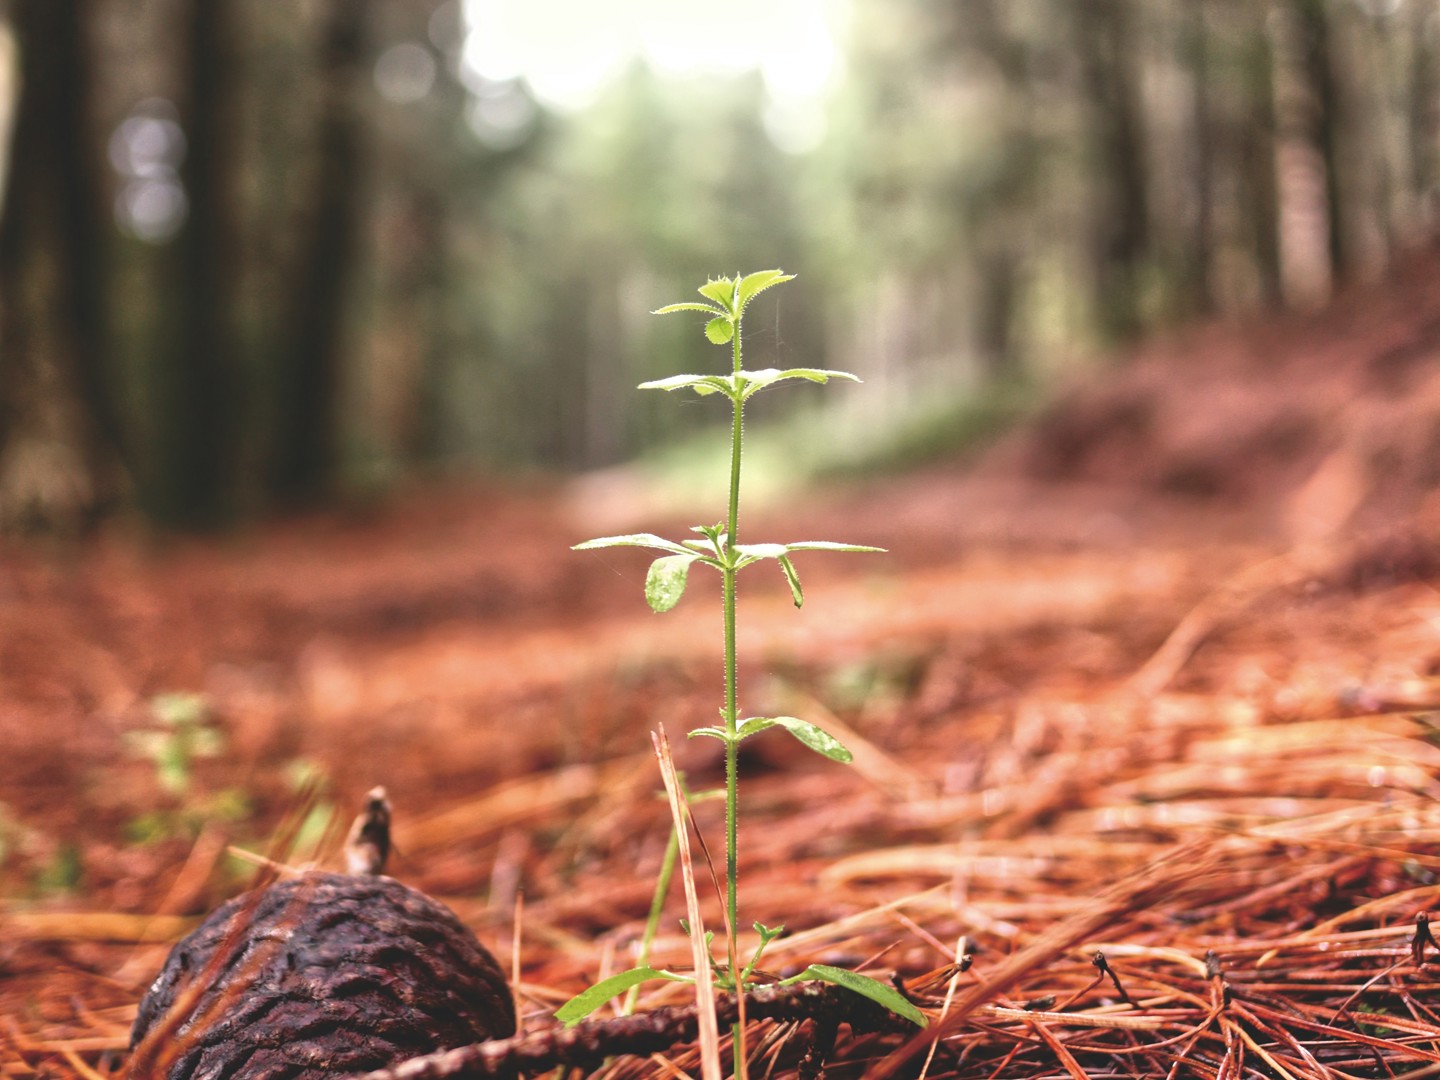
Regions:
[[565, 271, 921, 1041], [123, 692, 251, 843], [126, 692, 222, 798]]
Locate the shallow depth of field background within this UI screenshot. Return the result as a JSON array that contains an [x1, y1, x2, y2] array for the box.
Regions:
[[4, 0, 1430, 530], [11, 4, 1440, 1077]]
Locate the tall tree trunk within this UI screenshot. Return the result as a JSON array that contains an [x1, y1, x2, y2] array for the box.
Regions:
[[1305, 0, 1349, 279], [268, 0, 370, 506], [966, 0, 1030, 380], [159, 0, 239, 527], [1181, 0, 1216, 316], [0, 5, 39, 462], [1239, 11, 1284, 307], [391, 188, 448, 467], [973, 247, 1020, 382], [1074, 0, 1150, 343], [0, 0, 126, 526], [1268, 0, 1335, 308], [1407, 3, 1437, 209]]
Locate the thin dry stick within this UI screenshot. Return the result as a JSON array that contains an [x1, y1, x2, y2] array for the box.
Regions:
[[866, 839, 1225, 1079], [674, 772, 750, 1075], [59, 1048, 108, 1080], [1022, 1015, 1088, 1080], [1256, 882, 1440, 967], [342, 982, 904, 1080], [1, 911, 198, 944], [917, 935, 966, 1080], [510, 888, 523, 1027], [653, 725, 723, 1080]]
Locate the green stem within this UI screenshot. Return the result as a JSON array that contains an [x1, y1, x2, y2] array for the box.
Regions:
[[724, 311, 747, 1080], [722, 561, 738, 947], [623, 825, 679, 1015], [722, 310, 744, 959]]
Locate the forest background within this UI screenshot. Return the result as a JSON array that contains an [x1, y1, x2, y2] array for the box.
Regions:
[[3, 0, 1432, 530], [12, 5, 1440, 1075]]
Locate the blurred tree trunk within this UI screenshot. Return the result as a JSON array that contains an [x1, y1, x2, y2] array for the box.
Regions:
[[1074, 0, 1150, 343], [966, 0, 1027, 380], [1268, 0, 1336, 308], [1407, 6, 1437, 210], [1307, 4, 1390, 279], [394, 189, 448, 466], [0, 0, 126, 525], [267, 0, 370, 506], [1180, 1, 1216, 316], [1236, 11, 1284, 308], [973, 248, 1019, 382], [158, 0, 240, 527]]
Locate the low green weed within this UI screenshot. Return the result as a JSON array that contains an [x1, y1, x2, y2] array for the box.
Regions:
[[124, 693, 251, 843], [561, 271, 924, 1042]]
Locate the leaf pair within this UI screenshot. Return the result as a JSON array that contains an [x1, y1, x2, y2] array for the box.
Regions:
[[656, 269, 800, 324], [638, 367, 860, 403], [574, 533, 884, 614], [554, 966, 689, 1026], [690, 715, 852, 763], [554, 961, 928, 1029], [652, 270, 797, 347]]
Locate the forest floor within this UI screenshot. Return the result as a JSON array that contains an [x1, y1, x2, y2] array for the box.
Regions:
[[10, 249, 1440, 1077]]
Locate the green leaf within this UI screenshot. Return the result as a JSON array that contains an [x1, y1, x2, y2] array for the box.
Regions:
[[735, 717, 773, 741], [152, 692, 209, 727], [652, 302, 727, 316], [646, 554, 696, 613], [697, 275, 737, 311], [782, 540, 888, 554], [646, 371, 854, 402], [704, 316, 735, 345], [688, 726, 730, 742], [157, 744, 191, 796], [733, 542, 788, 560], [743, 921, 788, 982], [637, 373, 733, 396], [778, 554, 804, 608], [682, 539, 726, 568], [735, 368, 862, 399], [692, 522, 727, 547], [555, 967, 690, 1027], [738, 716, 852, 762], [787, 965, 928, 1028], [573, 533, 694, 557], [734, 270, 794, 313]]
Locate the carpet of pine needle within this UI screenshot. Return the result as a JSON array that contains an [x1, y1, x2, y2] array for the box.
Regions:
[[5, 497, 1440, 1079]]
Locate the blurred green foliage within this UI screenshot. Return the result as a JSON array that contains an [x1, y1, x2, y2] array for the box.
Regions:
[[123, 693, 252, 843]]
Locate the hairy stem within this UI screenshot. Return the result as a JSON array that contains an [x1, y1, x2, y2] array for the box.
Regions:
[[724, 312, 746, 1078], [723, 561, 738, 946], [722, 313, 745, 954]]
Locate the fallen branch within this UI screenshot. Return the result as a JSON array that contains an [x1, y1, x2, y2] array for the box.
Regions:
[[346, 982, 912, 1080]]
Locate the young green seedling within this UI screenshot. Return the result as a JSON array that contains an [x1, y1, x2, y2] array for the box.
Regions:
[[560, 271, 925, 1043]]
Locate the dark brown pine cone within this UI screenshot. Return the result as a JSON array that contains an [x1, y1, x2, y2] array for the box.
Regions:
[[128, 871, 516, 1080]]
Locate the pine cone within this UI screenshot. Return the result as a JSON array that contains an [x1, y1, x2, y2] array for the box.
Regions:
[[128, 871, 516, 1080]]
